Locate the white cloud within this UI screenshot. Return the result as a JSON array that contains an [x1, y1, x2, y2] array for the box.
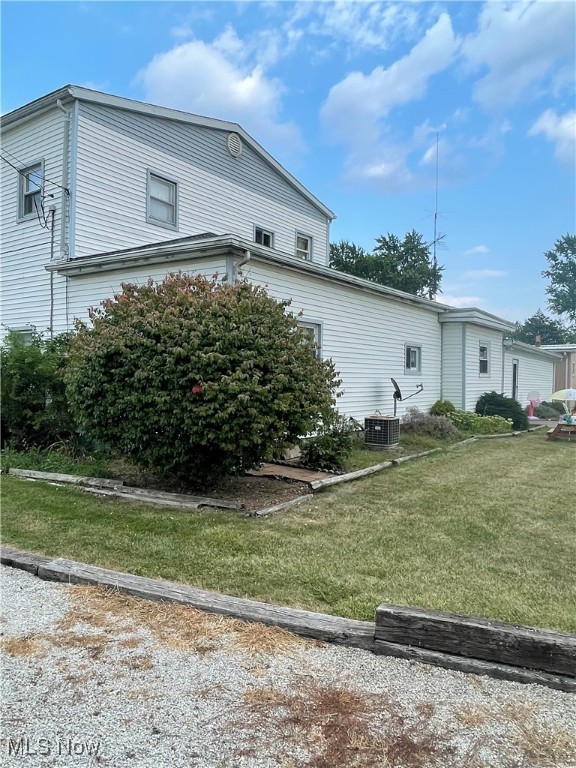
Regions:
[[321, 13, 460, 191], [135, 31, 303, 153], [461, 1, 576, 109], [441, 295, 484, 309], [529, 109, 576, 168], [463, 269, 507, 279], [463, 245, 489, 255]]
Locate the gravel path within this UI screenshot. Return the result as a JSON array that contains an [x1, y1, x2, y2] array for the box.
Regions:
[[1, 565, 575, 768]]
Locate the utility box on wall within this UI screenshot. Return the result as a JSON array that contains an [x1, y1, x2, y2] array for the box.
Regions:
[[364, 415, 400, 448]]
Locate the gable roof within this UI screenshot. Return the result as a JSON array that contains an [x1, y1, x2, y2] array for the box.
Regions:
[[1, 85, 335, 220]]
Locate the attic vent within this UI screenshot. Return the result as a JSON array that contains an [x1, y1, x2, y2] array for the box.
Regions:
[[227, 132, 243, 158]]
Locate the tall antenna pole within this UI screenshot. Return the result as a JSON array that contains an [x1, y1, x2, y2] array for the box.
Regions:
[[430, 132, 439, 300]]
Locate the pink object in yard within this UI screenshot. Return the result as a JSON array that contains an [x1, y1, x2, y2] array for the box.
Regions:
[[526, 391, 541, 420]]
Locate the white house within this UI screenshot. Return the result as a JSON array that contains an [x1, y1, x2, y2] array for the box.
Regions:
[[0, 86, 559, 420]]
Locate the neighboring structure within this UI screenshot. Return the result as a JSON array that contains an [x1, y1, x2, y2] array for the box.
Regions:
[[540, 344, 576, 395], [0, 86, 560, 420]]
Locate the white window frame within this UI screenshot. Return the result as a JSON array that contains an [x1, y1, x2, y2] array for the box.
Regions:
[[299, 320, 323, 358], [146, 170, 178, 230], [295, 232, 312, 260], [18, 160, 44, 221], [479, 341, 490, 376], [404, 343, 422, 374], [254, 226, 274, 248]]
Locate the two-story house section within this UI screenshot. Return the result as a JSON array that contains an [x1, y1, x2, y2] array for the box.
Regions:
[[1, 85, 334, 338]]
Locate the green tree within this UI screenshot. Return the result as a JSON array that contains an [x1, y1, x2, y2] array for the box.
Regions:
[[66, 274, 341, 486], [514, 309, 570, 345], [542, 234, 576, 324], [329, 231, 443, 298]]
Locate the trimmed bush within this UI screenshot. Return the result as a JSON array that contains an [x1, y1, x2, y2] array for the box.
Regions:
[[400, 407, 459, 439], [532, 400, 566, 419], [448, 410, 512, 435], [1, 331, 76, 450], [66, 275, 342, 485], [299, 415, 359, 472], [429, 399, 456, 417], [475, 391, 528, 431]]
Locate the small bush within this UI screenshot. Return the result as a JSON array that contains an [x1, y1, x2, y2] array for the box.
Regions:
[[66, 275, 342, 485], [448, 410, 512, 435], [531, 400, 566, 419], [429, 399, 456, 417], [400, 408, 459, 439], [299, 416, 359, 472], [1, 331, 77, 450], [475, 391, 528, 430]]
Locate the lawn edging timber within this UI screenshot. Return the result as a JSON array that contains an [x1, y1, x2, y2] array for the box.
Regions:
[[1, 544, 574, 693]]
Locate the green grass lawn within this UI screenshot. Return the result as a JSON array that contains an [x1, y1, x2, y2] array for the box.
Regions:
[[2, 432, 575, 632]]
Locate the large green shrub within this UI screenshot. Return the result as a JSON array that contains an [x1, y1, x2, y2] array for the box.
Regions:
[[66, 275, 341, 485], [475, 391, 528, 430], [448, 410, 512, 435], [1, 331, 76, 449], [429, 399, 456, 417], [299, 415, 359, 472], [400, 407, 459, 439]]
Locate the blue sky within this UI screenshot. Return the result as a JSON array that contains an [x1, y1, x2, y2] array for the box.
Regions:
[[2, 1, 575, 323]]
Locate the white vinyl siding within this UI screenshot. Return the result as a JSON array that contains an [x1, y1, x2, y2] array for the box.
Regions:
[[440, 323, 464, 408], [0, 109, 70, 341], [503, 349, 556, 405], [240, 260, 443, 421], [74, 103, 330, 263], [464, 326, 503, 411]]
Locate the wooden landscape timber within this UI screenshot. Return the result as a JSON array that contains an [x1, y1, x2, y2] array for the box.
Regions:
[[375, 604, 576, 678], [1, 545, 574, 692], [250, 494, 314, 517], [7, 468, 121, 488]]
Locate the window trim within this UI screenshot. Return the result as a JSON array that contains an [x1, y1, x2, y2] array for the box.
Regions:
[[404, 343, 422, 374], [299, 319, 323, 358], [17, 159, 44, 222], [479, 341, 490, 376], [254, 225, 274, 249], [146, 170, 178, 230], [295, 231, 313, 261]]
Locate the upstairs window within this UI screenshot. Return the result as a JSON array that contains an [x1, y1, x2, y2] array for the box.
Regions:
[[296, 233, 312, 260], [147, 172, 177, 229], [479, 343, 490, 375], [18, 162, 43, 219], [255, 226, 274, 248], [405, 344, 422, 373]]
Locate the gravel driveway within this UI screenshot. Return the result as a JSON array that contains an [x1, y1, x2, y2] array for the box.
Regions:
[[1, 565, 575, 768]]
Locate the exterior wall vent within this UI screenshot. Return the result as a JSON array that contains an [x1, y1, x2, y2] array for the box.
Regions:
[[364, 415, 400, 448], [227, 133, 243, 158]]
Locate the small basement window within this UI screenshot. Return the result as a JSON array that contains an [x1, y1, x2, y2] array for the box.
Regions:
[[479, 342, 490, 375], [299, 321, 322, 358], [296, 233, 312, 260], [147, 172, 177, 229], [255, 227, 274, 248], [18, 162, 44, 219], [405, 344, 422, 373]]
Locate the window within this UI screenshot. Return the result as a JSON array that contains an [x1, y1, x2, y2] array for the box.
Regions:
[[404, 344, 422, 373], [479, 343, 490, 375], [18, 162, 43, 219], [299, 321, 322, 358], [296, 233, 312, 260], [255, 227, 274, 248], [147, 172, 177, 228]]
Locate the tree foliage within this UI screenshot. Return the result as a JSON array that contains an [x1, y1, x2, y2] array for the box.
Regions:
[[542, 234, 576, 324], [514, 309, 571, 345], [65, 274, 341, 485], [329, 230, 443, 298], [1, 331, 76, 449]]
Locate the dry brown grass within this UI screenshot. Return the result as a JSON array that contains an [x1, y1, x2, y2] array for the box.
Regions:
[[1, 635, 41, 657], [513, 722, 576, 767]]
